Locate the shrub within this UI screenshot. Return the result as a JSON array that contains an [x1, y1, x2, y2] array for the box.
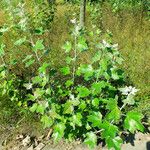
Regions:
[[0, 14, 145, 149]]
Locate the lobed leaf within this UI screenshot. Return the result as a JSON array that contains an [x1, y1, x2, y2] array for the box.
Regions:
[[124, 112, 144, 133], [33, 40, 45, 51], [41, 115, 53, 129], [53, 123, 66, 142], [77, 86, 90, 98], [106, 136, 123, 150], [87, 111, 102, 128], [84, 132, 97, 149]]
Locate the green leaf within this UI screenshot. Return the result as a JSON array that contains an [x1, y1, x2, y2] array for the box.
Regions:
[[88, 112, 102, 128], [41, 76, 49, 87], [96, 29, 101, 35], [30, 103, 38, 112], [91, 81, 107, 95], [106, 107, 121, 122], [22, 55, 33, 62], [33, 40, 45, 51], [106, 136, 123, 150], [23, 83, 32, 90], [63, 101, 74, 114], [76, 64, 93, 80], [25, 59, 35, 68], [77, 36, 88, 52], [124, 112, 144, 133], [38, 62, 50, 73], [34, 88, 45, 99], [72, 99, 80, 106], [65, 56, 72, 64], [46, 88, 51, 95], [63, 41, 72, 53], [32, 76, 43, 84], [123, 94, 135, 105], [65, 80, 73, 87], [14, 37, 26, 46], [0, 26, 9, 35], [105, 98, 118, 110], [101, 121, 118, 139], [70, 113, 82, 127], [60, 66, 70, 75], [79, 100, 87, 110], [36, 104, 45, 115], [101, 58, 108, 71], [41, 115, 53, 129], [48, 104, 60, 119], [26, 94, 36, 101], [92, 98, 101, 108], [77, 86, 90, 98], [92, 51, 101, 63], [34, 27, 44, 35], [89, 31, 94, 36], [84, 132, 97, 149], [53, 123, 66, 142], [92, 98, 100, 108], [111, 67, 120, 80], [85, 123, 92, 130]]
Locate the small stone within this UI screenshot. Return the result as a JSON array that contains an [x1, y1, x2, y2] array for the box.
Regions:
[[27, 144, 34, 150], [22, 135, 31, 146], [34, 138, 38, 146], [146, 136, 150, 141], [16, 134, 24, 140], [76, 140, 81, 145], [13, 146, 19, 150], [37, 135, 44, 142], [34, 143, 45, 150]]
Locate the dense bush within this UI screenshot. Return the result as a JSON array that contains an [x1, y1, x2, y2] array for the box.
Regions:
[[0, 10, 145, 149]]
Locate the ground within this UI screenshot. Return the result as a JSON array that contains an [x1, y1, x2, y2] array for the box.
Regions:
[[0, 125, 150, 150]]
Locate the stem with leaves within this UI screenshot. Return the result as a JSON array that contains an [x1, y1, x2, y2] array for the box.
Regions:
[[72, 34, 77, 83], [30, 37, 41, 64]]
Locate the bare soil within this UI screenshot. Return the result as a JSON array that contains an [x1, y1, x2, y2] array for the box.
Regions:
[[0, 124, 150, 150]]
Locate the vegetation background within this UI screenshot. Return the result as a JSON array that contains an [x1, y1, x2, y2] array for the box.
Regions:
[[0, 0, 149, 149]]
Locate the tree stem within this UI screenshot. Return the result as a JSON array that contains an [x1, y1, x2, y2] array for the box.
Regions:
[[79, 0, 86, 28], [72, 35, 77, 83]]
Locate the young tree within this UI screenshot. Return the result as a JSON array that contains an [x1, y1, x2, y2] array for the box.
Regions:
[[79, 0, 86, 28]]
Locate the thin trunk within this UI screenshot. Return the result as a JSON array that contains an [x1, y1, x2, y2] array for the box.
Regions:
[[79, 0, 86, 28]]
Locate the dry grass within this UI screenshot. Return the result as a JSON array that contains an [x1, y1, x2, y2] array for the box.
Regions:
[[49, 3, 150, 96], [100, 7, 150, 95]]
